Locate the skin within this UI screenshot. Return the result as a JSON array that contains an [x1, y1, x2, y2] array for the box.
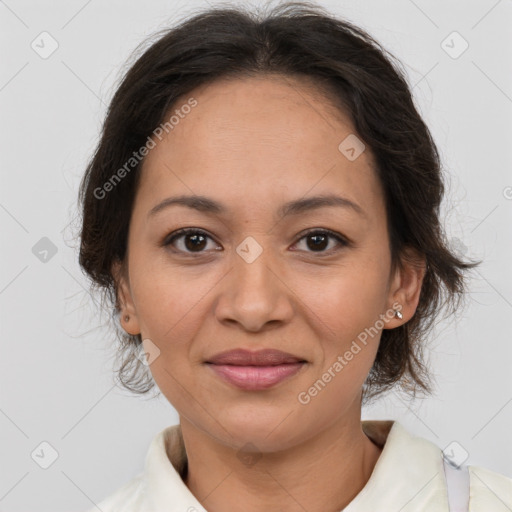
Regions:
[[113, 74, 426, 512]]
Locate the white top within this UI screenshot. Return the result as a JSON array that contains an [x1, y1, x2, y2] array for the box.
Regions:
[[86, 420, 512, 511]]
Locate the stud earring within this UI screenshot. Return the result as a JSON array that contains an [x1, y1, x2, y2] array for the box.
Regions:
[[394, 310, 403, 320], [124, 314, 130, 322]]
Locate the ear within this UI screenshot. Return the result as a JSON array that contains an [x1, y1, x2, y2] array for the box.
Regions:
[[111, 259, 141, 336], [384, 246, 426, 329]]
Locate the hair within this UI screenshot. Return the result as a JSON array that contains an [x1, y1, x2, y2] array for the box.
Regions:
[[77, 1, 480, 404]]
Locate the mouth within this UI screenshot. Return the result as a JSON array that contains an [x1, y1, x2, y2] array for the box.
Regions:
[[204, 349, 307, 391]]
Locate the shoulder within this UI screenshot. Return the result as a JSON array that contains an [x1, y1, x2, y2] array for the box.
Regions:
[[84, 472, 146, 512], [362, 420, 512, 510], [82, 424, 190, 512], [468, 464, 512, 511]]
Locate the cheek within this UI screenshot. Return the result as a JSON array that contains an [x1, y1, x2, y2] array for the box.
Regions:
[[297, 274, 386, 411], [130, 254, 215, 342], [303, 261, 390, 340], [131, 267, 209, 409], [127, 257, 221, 396], [297, 256, 390, 394]]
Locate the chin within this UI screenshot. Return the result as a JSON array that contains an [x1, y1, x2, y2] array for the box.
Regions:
[[217, 406, 306, 450]]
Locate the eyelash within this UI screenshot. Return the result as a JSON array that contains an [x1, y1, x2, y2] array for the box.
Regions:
[[162, 227, 350, 256]]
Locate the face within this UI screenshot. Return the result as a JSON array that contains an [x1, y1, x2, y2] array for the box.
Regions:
[[114, 75, 423, 452]]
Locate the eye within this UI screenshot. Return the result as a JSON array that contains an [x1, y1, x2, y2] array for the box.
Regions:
[[163, 227, 350, 256], [163, 228, 221, 254], [292, 229, 349, 254]]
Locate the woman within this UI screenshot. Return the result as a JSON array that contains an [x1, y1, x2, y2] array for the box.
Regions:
[[79, 2, 511, 510]]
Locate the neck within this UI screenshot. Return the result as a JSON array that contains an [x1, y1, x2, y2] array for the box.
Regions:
[[180, 414, 383, 512]]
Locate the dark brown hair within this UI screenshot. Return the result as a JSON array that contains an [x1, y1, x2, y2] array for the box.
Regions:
[[77, 1, 480, 403]]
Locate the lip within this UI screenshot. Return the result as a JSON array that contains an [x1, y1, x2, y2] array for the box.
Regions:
[[206, 348, 304, 366], [205, 349, 307, 390]]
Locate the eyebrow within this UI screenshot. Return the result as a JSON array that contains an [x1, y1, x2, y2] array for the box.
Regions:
[[148, 193, 366, 219]]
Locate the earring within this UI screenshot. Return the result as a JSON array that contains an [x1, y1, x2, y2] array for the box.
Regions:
[[124, 314, 130, 322], [394, 310, 403, 320]]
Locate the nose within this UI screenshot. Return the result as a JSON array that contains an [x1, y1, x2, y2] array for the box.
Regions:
[[214, 239, 294, 333]]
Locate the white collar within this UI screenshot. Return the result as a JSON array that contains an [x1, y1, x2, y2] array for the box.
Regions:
[[139, 420, 450, 511]]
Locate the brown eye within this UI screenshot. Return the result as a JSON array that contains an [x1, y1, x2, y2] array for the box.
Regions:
[[306, 233, 329, 251], [294, 229, 348, 254], [164, 228, 219, 253], [183, 233, 207, 251]]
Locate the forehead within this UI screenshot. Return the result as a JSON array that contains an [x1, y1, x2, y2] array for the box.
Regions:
[[137, 74, 382, 215]]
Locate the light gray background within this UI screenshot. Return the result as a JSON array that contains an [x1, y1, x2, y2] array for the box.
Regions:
[[1, 1, 511, 511]]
